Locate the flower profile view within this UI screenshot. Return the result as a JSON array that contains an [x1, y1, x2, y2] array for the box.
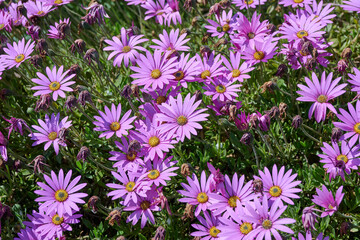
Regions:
[[312, 185, 344, 217]]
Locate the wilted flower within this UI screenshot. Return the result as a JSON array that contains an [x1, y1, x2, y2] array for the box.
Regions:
[[77, 146, 90, 162], [302, 205, 319, 231], [3, 117, 31, 139]]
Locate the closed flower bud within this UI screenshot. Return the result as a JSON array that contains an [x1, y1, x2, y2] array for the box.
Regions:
[[249, 114, 259, 129], [106, 209, 122, 226], [279, 102, 288, 119], [16, 5, 27, 16], [274, 64, 287, 77], [208, 3, 221, 17], [30, 155, 48, 173], [214, 38, 228, 48], [200, 46, 211, 58], [77, 146, 90, 162], [191, 17, 199, 26], [305, 58, 317, 71], [340, 222, 351, 236], [35, 94, 52, 112], [181, 163, 191, 177], [260, 81, 276, 93], [70, 39, 86, 54], [219, 0, 230, 8], [121, 85, 132, 99], [65, 95, 78, 112], [195, 90, 203, 102], [302, 205, 319, 231], [180, 28, 190, 36], [29, 15, 40, 25], [331, 127, 343, 143], [292, 115, 303, 129], [184, 0, 193, 11], [14, 160, 21, 171], [228, 104, 237, 121], [87, 195, 99, 213], [0, 202, 12, 222], [78, 90, 93, 107], [240, 132, 253, 145], [57, 22, 70, 38], [68, 64, 81, 77], [267, 23, 276, 34], [128, 140, 141, 153], [84, 48, 99, 65], [341, 48, 352, 60], [58, 127, 68, 145], [337, 59, 348, 73], [36, 39, 48, 54], [30, 55, 42, 68], [252, 179, 263, 194], [0, 89, 11, 101], [153, 226, 166, 240]]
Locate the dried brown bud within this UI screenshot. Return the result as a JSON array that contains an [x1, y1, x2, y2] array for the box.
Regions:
[[17, 5, 27, 16], [341, 48, 352, 60], [228, 104, 237, 121], [331, 127, 343, 143], [253, 178, 263, 194], [191, 17, 199, 26], [214, 38, 228, 48], [219, 0, 230, 8], [181, 203, 195, 221], [130, 84, 140, 98], [57, 22, 70, 39], [106, 209, 122, 226], [77, 146, 90, 162], [267, 23, 276, 34], [340, 222, 351, 236], [305, 58, 317, 71], [195, 90, 203, 102], [260, 81, 276, 93], [181, 163, 191, 177], [68, 64, 81, 77], [30, 155, 48, 173], [240, 132, 253, 145], [249, 114, 259, 129], [279, 102, 288, 119], [78, 90, 93, 107], [70, 39, 86, 54], [29, 15, 40, 25], [292, 115, 303, 129], [84, 48, 99, 65], [128, 140, 141, 153], [142, 92, 153, 103], [200, 46, 211, 58], [30, 55, 42, 68], [208, 3, 221, 17], [269, 106, 280, 119], [180, 28, 190, 36], [274, 64, 287, 77], [201, 34, 210, 44], [87, 196, 99, 213], [36, 39, 48, 54], [184, 0, 193, 11], [337, 59, 348, 73], [121, 85, 132, 99], [301, 41, 313, 56], [35, 94, 52, 112], [153, 226, 166, 240]]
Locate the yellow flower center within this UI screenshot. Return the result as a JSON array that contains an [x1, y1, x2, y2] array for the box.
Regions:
[[294, 0, 304, 3], [317, 94, 327, 103], [156, 96, 167, 105], [37, 11, 44, 15], [126, 181, 135, 192], [222, 24, 230, 32], [140, 200, 151, 210], [232, 69, 241, 78], [196, 192, 208, 203], [15, 54, 25, 63], [262, 219, 272, 229], [253, 51, 265, 60], [48, 131, 58, 140], [0, 24, 4, 30], [126, 152, 137, 161], [122, 46, 131, 53], [269, 186, 282, 197], [201, 70, 211, 80], [177, 115, 188, 126], [209, 226, 221, 237], [215, 84, 226, 93], [51, 214, 64, 225], [299, 50, 309, 56], [54, 0, 63, 4], [297, 30, 309, 39], [228, 196, 240, 208], [174, 70, 185, 81], [148, 169, 160, 180], [54, 189, 69, 202], [240, 222, 253, 235], [151, 69, 162, 79], [110, 122, 121, 131], [328, 204, 334, 209], [337, 154, 349, 164], [244, 0, 254, 4], [248, 32, 255, 39], [49, 81, 61, 91], [148, 136, 160, 147], [354, 123, 360, 134]]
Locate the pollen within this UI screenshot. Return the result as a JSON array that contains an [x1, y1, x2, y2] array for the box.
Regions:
[[110, 121, 121, 131], [54, 0, 63, 4], [294, 0, 304, 3], [15, 54, 25, 63], [248, 32, 255, 39], [156, 96, 167, 105], [52, 214, 64, 225], [262, 219, 272, 229], [177, 115, 188, 126], [336, 154, 349, 164], [122, 46, 131, 53], [151, 69, 162, 79], [354, 123, 360, 134], [297, 30, 309, 39], [148, 136, 160, 147], [232, 69, 241, 78], [126, 181, 135, 192], [317, 94, 327, 103], [253, 51, 265, 60], [209, 226, 221, 237], [49, 81, 61, 91], [126, 152, 137, 161], [48, 131, 58, 140], [196, 192, 209, 203], [215, 84, 226, 93], [140, 200, 151, 210], [228, 196, 240, 208], [201, 70, 211, 80], [222, 24, 230, 32], [55, 189, 69, 202], [240, 222, 253, 235], [148, 169, 160, 180], [174, 70, 185, 81]]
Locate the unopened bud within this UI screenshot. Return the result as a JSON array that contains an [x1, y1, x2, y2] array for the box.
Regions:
[[106, 209, 122, 226], [70, 39, 86, 54], [214, 38, 228, 48], [305, 58, 317, 71], [181, 163, 191, 177], [228, 104, 237, 121], [84, 48, 99, 64], [30, 55, 42, 68], [337, 59, 348, 73], [274, 64, 287, 77], [240, 132, 253, 145], [65, 95, 78, 112], [87, 196, 99, 213], [153, 226, 166, 240], [260, 81, 276, 93], [142, 92, 153, 103], [331, 127, 343, 143], [181, 203, 195, 221], [341, 48, 352, 60], [292, 115, 303, 129], [253, 178, 263, 194], [78, 90, 93, 107], [279, 102, 288, 119], [200, 46, 211, 58], [77, 146, 90, 162], [35, 94, 52, 112], [121, 85, 132, 99], [131, 84, 140, 98], [195, 90, 203, 102]]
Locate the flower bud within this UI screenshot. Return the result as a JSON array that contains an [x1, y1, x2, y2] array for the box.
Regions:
[[128, 140, 141, 153], [131, 84, 140, 98], [279, 102, 288, 119], [214, 38, 228, 48], [331, 127, 343, 143], [16, 5, 27, 16], [341, 48, 352, 60], [35, 94, 52, 112], [184, 0, 193, 11], [77, 146, 90, 162], [260, 81, 276, 93], [301, 41, 313, 56], [70, 39, 86, 54], [181, 203, 195, 221], [252, 178, 263, 194], [121, 85, 132, 99], [142, 92, 153, 103], [200, 45, 211, 58], [267, 23, 276, 34], [29, 15, 40, 25], [78, 90, 93, 107], [249, 114, 259, 129], [194, 90, 203, 102], [274, 64, 287, 77], [87, 195, 99, 213], [292, 115, 302, 129], [65, 95, 78, 112], [0, 131, 7, 146], [240, 132, 253, 145], [58, 127, 68, 145], [14, 160, 21, 171], [269, 106, 280, 119], [84, 48, 99, 65], [36, 39, 48, 55], [340, 222, 351, 236], [302, 205, 319, 231], [181, 163, 191, 177], [106, 209, 122, 226], [30, 155, 48, 173], [30, 55, 42, 68], [228, 104, 237, 121], [305, 58, 317, 71], [153, 226, 166, 240], [57, 22, 70, 39], [337, 59, 348, 73], [68, 64, 81, 77], [0, 89, 11, 101]]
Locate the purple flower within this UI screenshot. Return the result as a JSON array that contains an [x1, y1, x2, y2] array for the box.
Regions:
[[191, 211, 221, 240], [312, 185, 344, 217], [196, 52, 226, 81], [166, 0, 181, 26], [256, 164, 302, 207], [0, 11, 12, 32], [93, 103, 136, 139], [82, 2, 109, 25], [222, 51, 255, 82], [14, 227, 40, 240], [109, 137, 145, 170], [104, 27, 148, 67], [333, 101, 360, 144], [302, 205, 320, 231], [34, 169, 88, 217], [47, 18, 71, 39], [143, 0, 171, 25], [341, 0, 360, 13], [203, 76, 242, 102], [40, 0, 73, 7], [232, 0, 267, 9], [156, 93, 209, 142], [178, 171, 216, 216], [204, 10, 233, 39], [279, 0, 313, 7], [242, 38, 278, 65], [207, 162, 225, 192], [0, 131, 7, 162], [305, 1, 336, 27], [296, 71, 346, 123], [292, 232, 329, 240], [30, 113, 72, 155], [150, 28, 190, 53], [31, 65, 76, 101], [0, 38, 35, 69], [172, 53, 200, 88], [347, 67, 360, 94], [24, 1, 55, 17], [3, 117, 31, 139]]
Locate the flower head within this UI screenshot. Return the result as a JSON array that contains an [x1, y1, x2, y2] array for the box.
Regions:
[[333, 101, 360, 145], [150, 29, 190, 53], [312, 185, 344, 217], [242, 38, 278, 64], [204, 10, 234, 38], [191, 211, 221, 240], [109, 137, 145, 170], [0, 38, 35, 69], [341, 0, 360, 13], [279, 0, 313, 7], [222, 52, 254, 82], [203, 76, 242, 102], [347, 67, 360, 94], [47, 18, 71, 39]]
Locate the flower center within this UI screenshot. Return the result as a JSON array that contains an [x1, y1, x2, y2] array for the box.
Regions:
[[126, 181, 135, 192], [110, 121, 121, 131], [317, 94, 327, 103], [151, 69, 162, 79], [140, 200, 151, 210], [0, 24, 4, 30], [148, 136, 160, 147], [228, 196, 240, 208], [201, 70, 211, 80], [244, 0, 254, 4], [215, 84, 226, 93], [354, 123, 360, 134], [15, 54, 25, 63], [299, 50, 309, 56], [248, 32, 255, 39], [37, 11, 44, 15], [222, 24, 230, 32], [253, 51, 265, 60], [54, 189, 69, 202], [232, 69, 241, 78], [156, 96, 167, 105], [148, 169, 160, 180], [336, 154, 349, 164], [177, 115, 188, 126], [122, 46, 131, 53], [126, 152, 137, 161], [51, 214, 64, 225], [297, 30, 309, 38], [262, 219, 272, 229], [294, 0, 304, 3], [196, 192, 208, 203], [174, 70, 184, 81], [269, 185, 282, 197], [328, 204, 334, 209], [240, 222, 253, 235], [54, 0, 63, 4], [49, 81, 61, 91], [209, 226, 221, 237], [48, 131, 58, 140]]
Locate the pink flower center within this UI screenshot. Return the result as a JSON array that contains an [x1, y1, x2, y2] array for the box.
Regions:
[[52, 214, 64, 225], [148, 136, 160, 147], [209, 226, 221, 237]]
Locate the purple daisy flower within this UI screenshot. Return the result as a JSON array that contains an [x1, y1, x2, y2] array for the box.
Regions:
[[156, 93, 209, 142], [124, 187, 161, 228], [31, 65, 76, 101], [292, 231, 330, 240], [178, 171, 217, 216], [204, 10, 234, 38], [143, 0, 171, 25], [242, 197, 296, 240], [39, 0, 73, 7], [93, 103, 136, 139], [222, 52, 254, 82], [0, 38, 35, 69], [341, 0, 360, 13], [196, 52, 226, 82], [208, 173, 254, 217], [305, 1, 336, 27], [138, 156, 179, 186], [30, 113, 72, 155], [171, 53, 200, 88], [150, 28, 190, 53], [33, 210, 81, 239], [256, 165, 302, 207], [47, 18, 71, 39], [232, 0, 267, 10], [14, 227, 40, 240], [333, 101, 360, 145], [8, 2, 26, 27], [203, 76, 242, 102], [166, 0, 181, 26], [130, 50, 178, 90], [4, 117, 31, 138], [0, 10, 12, 32], [24, 1, 55, 17], [312, 185, 344, 217], [319, 140, 360, 181], [109, 137, 145, 170], [34, 169, 88, 217], [142, 85, 180, 107], [0, 130, 8, 161], [347, 67, 360, 94], [296, 71, 346, 123], [104, 27, 148, 67], [279, 0, 313, 7], [242, 38, 278, 65], [191, 211, 222, 240], [125, 0, 147, 5], [82, 2, 109, 25]]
